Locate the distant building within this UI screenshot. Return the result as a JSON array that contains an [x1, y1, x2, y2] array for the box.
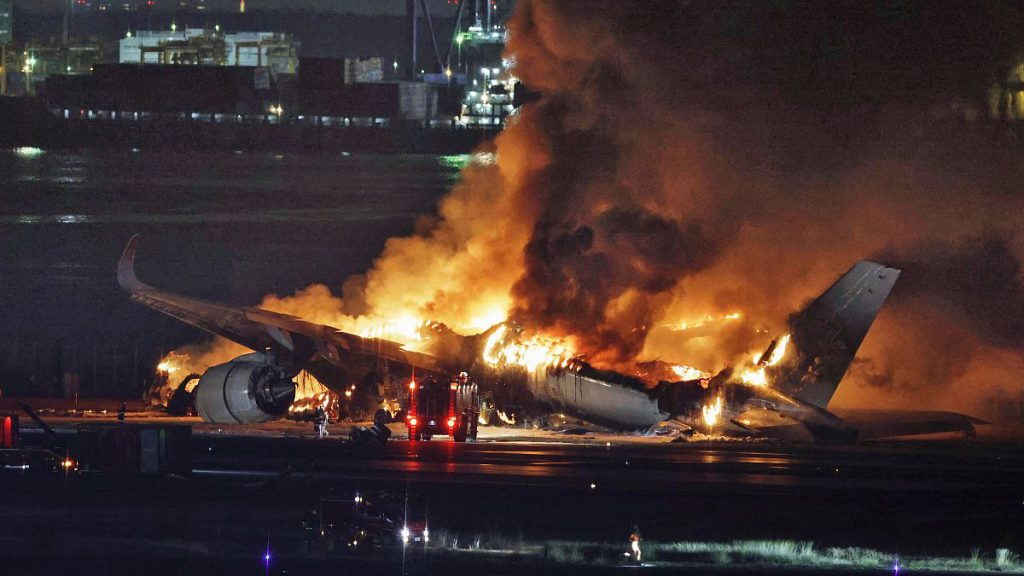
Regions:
[[69, 1, 207, 11], [344, 58, 384, 84], [15, 39, 110, 96], [118, 29, 298, 77]]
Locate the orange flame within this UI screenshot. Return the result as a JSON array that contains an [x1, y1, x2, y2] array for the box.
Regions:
[[482, 324, 576, 371], [667, 311, 743, 331], [736, 334, 790, 387], [671, 364, 710, 381], [702, 393, 724, 428]]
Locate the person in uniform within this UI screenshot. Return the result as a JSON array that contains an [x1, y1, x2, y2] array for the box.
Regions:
[[629, 525, 642, 563], [314, 405, 329, 438]]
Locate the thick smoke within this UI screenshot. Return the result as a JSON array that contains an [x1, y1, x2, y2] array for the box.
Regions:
[[183, 1, 1024, 421], [487, 1, 1024, 420]]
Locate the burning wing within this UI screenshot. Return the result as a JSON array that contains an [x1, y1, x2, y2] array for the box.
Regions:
[[118, 235, 444, 376]]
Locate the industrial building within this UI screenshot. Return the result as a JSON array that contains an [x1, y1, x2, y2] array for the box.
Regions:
[[118, 28, 298, 77]]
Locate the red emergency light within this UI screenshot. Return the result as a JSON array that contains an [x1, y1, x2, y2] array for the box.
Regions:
[[0, 415, 17, 448]]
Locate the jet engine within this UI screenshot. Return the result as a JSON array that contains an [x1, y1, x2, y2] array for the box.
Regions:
[[193, 353, 296, 424]]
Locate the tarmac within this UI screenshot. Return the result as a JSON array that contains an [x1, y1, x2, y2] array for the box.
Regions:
[[5, 413, 1024, 575]]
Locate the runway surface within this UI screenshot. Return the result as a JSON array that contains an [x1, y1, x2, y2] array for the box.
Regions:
[[190, 432, 1024, 492], [6, 417, 1024, 574]]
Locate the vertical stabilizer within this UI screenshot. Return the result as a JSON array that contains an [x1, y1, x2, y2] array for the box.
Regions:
[[773, 261, 900, 408]]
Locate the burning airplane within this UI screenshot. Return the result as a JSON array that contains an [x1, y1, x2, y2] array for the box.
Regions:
[[120, 236, 980, 440]]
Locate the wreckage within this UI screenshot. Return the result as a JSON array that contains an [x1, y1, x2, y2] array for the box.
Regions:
[[119, 236, 981, 440]]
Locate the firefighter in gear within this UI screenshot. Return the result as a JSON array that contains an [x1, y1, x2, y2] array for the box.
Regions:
[[629, 525, 642, 563], [314, 406, 329, 438]]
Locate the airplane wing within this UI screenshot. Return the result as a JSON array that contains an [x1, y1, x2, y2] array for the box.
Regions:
[[831, 409, 986, 440], [118, 235, 443, 374]]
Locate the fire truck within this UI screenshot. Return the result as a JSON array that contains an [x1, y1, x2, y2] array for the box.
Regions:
[[404, 374, 479, 442]]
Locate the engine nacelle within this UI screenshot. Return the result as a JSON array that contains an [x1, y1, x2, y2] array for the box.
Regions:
[[194, 353, 296, 424]]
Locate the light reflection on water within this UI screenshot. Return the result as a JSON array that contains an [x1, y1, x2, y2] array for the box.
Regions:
[[0, 149, 465, 225], [1, 208, 426, 225]]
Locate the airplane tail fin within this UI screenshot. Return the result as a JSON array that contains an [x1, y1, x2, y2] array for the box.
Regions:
[[770, 261, 900, 409]]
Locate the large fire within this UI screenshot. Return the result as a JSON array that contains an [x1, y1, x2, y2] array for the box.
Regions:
[[147, 0, 1024, 425], [671, 364, 710, 381], [151, 349, 336, 416], [481, 324, 577, 372], [738, 334, 790, 387], [360, 316, 426, 345], [288, 371, 337, 416], [666, 312, 743, 332]]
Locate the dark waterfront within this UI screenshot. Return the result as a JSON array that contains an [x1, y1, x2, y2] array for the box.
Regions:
[[0, 148, 461, 397]]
